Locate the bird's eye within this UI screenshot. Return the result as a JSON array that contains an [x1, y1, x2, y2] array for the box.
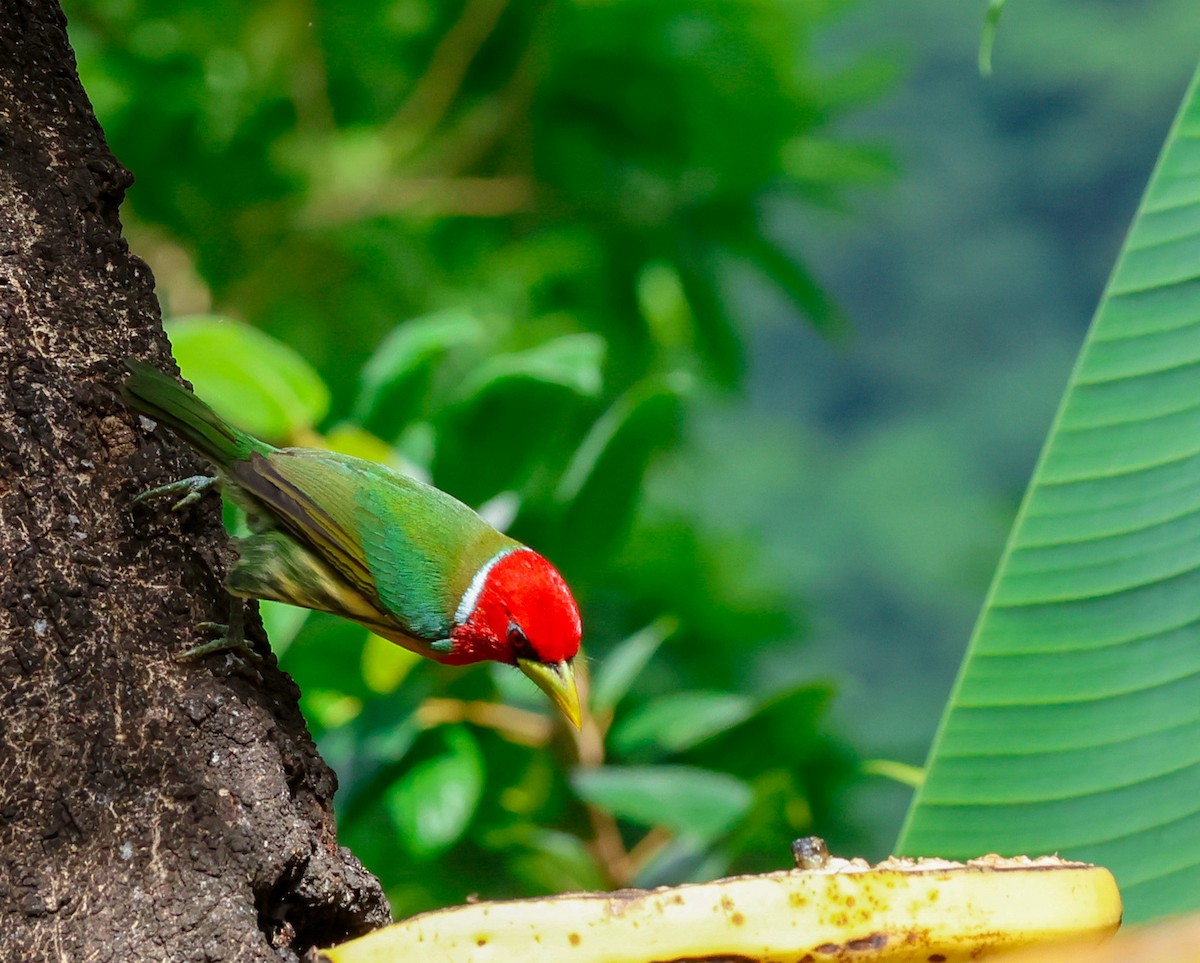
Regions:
[[507, 621, 534, 659]]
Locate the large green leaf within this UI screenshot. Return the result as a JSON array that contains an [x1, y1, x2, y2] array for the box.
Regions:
[[898, 67, 1200, 924]]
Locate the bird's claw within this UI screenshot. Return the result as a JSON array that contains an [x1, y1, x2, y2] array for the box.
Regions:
[[177, 603, 261, 663], [134, 474, 219, 511]]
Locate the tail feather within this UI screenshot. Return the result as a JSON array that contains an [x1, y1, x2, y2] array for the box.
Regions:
[[122, 360, 268, 468]]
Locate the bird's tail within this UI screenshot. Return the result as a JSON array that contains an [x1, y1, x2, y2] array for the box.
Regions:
[[122, 360, 269, 467]]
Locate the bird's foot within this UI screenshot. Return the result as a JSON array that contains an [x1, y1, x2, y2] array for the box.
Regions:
[[134, 474, 219, 511], [178, 601, 261, 663]]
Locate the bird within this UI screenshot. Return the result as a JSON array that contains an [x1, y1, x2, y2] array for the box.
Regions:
[[122, 359, 582, 727]]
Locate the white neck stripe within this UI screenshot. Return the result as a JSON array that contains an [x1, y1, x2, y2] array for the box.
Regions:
[[455, 546, 522, 625]]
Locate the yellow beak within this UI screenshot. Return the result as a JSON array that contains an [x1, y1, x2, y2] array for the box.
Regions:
[[517, 658, 582, 729]]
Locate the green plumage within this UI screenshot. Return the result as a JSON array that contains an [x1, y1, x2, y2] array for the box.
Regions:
[[122, 361, 516, 654]]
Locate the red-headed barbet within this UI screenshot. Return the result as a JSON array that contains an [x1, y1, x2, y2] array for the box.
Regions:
[[122, 360, 582, 727]]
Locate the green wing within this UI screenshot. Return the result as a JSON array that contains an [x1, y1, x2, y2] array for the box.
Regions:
[[227, 448, 513, 641]]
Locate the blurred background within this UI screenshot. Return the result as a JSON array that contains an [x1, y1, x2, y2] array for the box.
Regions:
[[66, 0, 1200, 916]]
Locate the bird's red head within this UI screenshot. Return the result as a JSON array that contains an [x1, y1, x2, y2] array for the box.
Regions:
[[447, 548, 582, 667], [449, 547, 583, 727]]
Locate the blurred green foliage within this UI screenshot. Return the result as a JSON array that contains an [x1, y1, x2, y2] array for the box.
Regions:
[[68, 0, 886, 913]]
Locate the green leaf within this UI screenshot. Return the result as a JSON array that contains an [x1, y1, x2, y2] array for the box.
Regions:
[[862, 759, 925, 789], [554, 372, 690, 567], [898, 67, 1200, 925], [676, 254, 743, 386], [385, 726, 484, 860], [589, 615, 679, 714], [979, 0, 1007, 76], [571, 765, 752, 843], [432, 332, 608, 502], [637, 261, 691, 350], [456, 333, 605, 402], [166, 315, 329, 440], [610, 691, 754, 760], [738, 230, 845, 339], [556, 373, 689, 502], [353, 310, 484, 424], [781, 137, 895, 190]]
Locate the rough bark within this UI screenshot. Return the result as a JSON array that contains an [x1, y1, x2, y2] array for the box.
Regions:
[[0, 3, 391, 959]]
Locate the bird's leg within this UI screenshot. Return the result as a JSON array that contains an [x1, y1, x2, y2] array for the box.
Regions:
[[179, 597, 261, 663], [133, 474, 219, 511]]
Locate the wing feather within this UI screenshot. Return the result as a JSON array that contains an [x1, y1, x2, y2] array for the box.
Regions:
[[227, 448, 513, 641]]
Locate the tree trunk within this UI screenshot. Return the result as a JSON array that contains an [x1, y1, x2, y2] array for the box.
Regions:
[[0, 3, 390, 959]]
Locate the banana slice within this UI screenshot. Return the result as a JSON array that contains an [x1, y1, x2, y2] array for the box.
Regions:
[[320, 849, 1121, 963]]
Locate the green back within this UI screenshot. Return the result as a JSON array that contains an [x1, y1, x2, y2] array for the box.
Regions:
[[231, 449, 516, 640]]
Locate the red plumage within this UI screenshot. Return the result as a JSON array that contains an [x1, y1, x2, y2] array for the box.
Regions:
[[446, 550, 582, 667]]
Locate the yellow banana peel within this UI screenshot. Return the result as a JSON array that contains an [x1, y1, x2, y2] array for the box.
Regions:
[[319, 851, 1121, 963]]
